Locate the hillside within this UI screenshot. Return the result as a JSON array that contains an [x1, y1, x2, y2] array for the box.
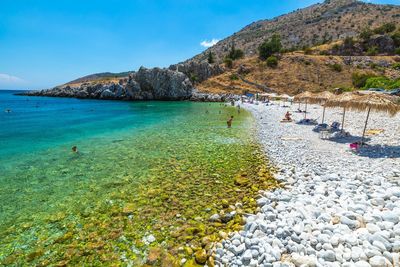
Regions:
[[196, 53, 400, 95], [65, 71, 132, 86], [188, 0, 400, 63]]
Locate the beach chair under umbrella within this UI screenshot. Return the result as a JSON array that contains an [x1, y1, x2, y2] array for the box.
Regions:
[[325, 92, 362, 131], [342, 93, 400, 145], [307, 91, 335, 124], [294, 91, 315, 119], [279, 94, 291, 107]]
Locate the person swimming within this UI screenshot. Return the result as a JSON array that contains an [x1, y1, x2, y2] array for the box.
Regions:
[[227, 116, 234, 128], [4, 109, 11, 113], [72, 146, 78, 153]]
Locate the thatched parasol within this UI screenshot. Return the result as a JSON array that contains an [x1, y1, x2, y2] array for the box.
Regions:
[[294, 91, 315, 101], [325, 92, 362, 130], [279, 94, 292, 106], [343, 93, 400, 144], [294, 91, 315, 119], [308, 91, 335, 123]]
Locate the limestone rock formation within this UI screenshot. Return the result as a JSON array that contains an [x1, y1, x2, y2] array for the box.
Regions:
[[169, 61, 224, 83], [22, 66, 194, 101]]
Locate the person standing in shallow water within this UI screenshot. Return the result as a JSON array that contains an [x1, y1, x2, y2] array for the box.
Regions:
[[227, 116, 234, 128]]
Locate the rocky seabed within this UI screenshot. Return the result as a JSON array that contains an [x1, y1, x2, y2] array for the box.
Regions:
[[214, 103, 400, 267]]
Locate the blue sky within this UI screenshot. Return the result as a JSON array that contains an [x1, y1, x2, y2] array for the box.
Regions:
[[0, 0, 399, 90]]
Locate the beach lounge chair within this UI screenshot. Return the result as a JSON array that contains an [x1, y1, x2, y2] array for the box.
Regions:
[[330, 122, 341, 132], [319, 129, 331, 139], [313, 123, 328, 133], [297, 118, 318, 125]]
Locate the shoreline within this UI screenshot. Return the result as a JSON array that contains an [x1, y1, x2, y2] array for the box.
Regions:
[[215, 102, 400, 266]]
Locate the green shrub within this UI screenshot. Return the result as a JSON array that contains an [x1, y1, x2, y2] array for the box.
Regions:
[[226, 43, 244, 61], [332, 44, 340, 50], [364, 76, 400, 89], [266, 56, 278, 68], [229, 73, 239, 80], [364, 76, 390, 89], [259, 34, 282, 60], [352, 72, 376, 88], [343, 37, 355, 48], [207, 51, 215, 64], [224, 57, 233, 68], [329, 63, 342, 72], [359, 28, 373, 41], [229, 49, 244, 60], [190, 73, 198, 84], [366, 46, 378, 56], [395, 48, 400, 55], [392, 63, 400, 70], [374, 23, 397, 34], [392, 32, 400, 47]]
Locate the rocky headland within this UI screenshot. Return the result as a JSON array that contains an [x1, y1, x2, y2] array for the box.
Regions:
[[20, 63, 237, 102]]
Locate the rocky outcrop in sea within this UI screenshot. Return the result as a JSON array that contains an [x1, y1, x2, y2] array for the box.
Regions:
[[21, 61, 230, 101], [22, 66, 194, 100]]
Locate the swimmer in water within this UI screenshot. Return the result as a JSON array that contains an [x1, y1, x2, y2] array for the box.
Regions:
[[227, 116, 234, 128], [72, 146, 78, 153]]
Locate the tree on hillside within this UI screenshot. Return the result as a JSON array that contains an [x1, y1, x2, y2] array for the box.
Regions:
[[224, 57, 233, 68], [359, 28, 373, 42], [392, 31, 400, 47], [227, 42, 244, 60], [266, 56, 278, 68], [374, 23, 397, 34], [343, 37, 355, 48], [258, 34, 282, 60], [207, 51, 215, 64]]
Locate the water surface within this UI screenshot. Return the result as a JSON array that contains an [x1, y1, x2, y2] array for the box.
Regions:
[[0, 90, 274, 265]]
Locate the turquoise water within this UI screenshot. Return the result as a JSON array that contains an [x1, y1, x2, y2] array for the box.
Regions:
[[1, 90, 182, 160], [0, 90, 273, 265]]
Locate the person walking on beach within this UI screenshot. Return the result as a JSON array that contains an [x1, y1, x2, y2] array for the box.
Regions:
[[227, 116, 234, 128]]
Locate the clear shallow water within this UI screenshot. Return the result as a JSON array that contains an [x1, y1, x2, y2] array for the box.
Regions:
[[0, 90, 274, 265]]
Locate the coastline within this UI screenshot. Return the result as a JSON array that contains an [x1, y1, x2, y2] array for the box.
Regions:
[[215, 102, 400, 266]]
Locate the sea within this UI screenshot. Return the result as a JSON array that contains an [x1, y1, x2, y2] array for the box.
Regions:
[[0, 90, 269, 265]]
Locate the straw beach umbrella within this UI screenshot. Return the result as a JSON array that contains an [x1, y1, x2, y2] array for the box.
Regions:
[[308, 91, 335, 123], [344, 93, 400, 144], [279, 94, 291, 106], [325, 92, 362, 131], [294, 91, 315, 118]]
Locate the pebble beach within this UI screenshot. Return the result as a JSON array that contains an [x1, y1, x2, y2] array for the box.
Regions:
[[215, 102, 400, 267]]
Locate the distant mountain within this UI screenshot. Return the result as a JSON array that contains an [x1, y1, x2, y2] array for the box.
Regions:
[[66, 71, 133, 85], [188, 0, 400, 63]]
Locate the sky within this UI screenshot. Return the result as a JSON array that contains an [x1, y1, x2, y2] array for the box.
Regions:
[[0, 0, 399, 90]]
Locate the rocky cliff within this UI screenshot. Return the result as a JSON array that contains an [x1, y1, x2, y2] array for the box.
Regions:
[[23, 67, 194, 100]]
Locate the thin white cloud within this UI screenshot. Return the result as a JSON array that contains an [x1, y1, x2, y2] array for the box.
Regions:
[[200, 38, 220, 48], [0, 73, 24, 84]]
